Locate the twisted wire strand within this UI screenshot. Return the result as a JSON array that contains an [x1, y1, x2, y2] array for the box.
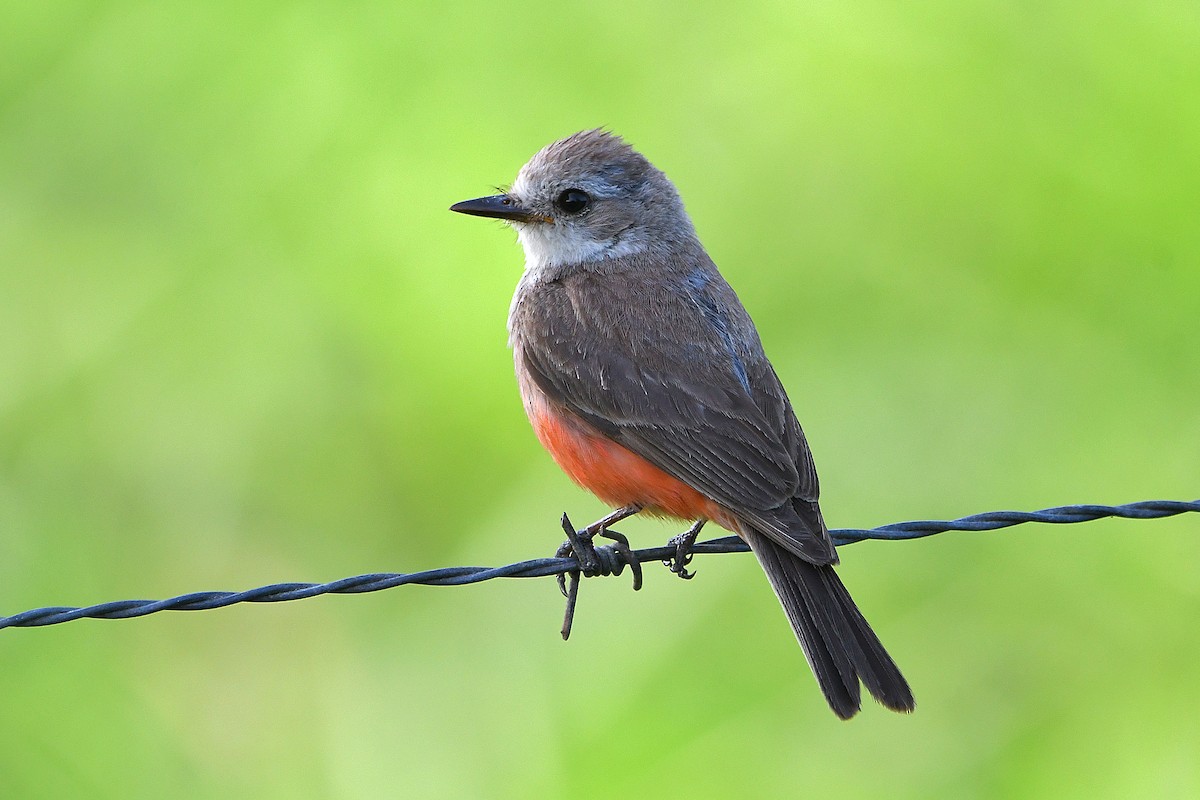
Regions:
[[2, 499, 1195, 631]]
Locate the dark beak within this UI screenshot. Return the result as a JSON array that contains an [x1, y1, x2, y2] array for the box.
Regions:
[[449, 194, 549, 223]]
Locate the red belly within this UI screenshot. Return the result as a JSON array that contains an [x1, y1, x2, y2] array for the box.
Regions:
[[523, 384, 736, 529]]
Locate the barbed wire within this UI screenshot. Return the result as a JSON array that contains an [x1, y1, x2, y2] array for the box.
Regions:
[[1, 499, 1195, 632]]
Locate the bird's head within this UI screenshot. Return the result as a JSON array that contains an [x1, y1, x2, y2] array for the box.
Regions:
[[451, 129, 696, 271]]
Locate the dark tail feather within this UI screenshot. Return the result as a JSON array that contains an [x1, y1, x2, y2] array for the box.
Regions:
[[744, 529, 915, 719]]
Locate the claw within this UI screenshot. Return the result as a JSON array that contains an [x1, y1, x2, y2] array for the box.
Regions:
[[555, 537, 574, 599], [552, 506, 644, 641], [664, 519, 706, 579], [596, 528, 643, 591]]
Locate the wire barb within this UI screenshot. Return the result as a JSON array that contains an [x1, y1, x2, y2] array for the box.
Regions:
[[1, 499, 1196, 631]]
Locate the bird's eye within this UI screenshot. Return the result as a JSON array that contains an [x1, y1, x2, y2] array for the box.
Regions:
[[555, 189, 591, 215]]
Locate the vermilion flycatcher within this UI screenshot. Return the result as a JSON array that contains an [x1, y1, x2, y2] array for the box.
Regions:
[[451, 130, 913, 718]]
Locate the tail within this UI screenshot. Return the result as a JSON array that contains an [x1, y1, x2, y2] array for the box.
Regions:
[[743, 528, 915, 719]]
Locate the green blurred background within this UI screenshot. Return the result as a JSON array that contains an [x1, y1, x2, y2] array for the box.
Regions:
[[2, 1, 1198, 797]]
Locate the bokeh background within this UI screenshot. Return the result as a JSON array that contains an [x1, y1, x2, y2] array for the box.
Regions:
[[2, 2, 1198, 797]]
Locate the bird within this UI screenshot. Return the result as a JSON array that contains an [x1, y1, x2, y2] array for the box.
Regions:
[[450, 129, 913, 719]]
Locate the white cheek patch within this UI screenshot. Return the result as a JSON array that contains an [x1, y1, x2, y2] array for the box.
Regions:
[[516, 222, 646, 274]]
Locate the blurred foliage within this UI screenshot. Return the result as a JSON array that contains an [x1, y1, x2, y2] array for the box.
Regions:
[[1, 1, 1198, 798]]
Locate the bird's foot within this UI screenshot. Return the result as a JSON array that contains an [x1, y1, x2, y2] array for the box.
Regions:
[[555, 506, 644, 640], [664, 519, 706, 580]]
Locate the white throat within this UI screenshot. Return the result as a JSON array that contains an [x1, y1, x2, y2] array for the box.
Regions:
[[515, 222, 647, 276]]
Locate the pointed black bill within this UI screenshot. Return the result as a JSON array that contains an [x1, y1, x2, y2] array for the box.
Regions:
[[449, 194, 548, 223]]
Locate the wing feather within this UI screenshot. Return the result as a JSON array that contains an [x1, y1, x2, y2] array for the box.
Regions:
[[512, 255, 832, 561]]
